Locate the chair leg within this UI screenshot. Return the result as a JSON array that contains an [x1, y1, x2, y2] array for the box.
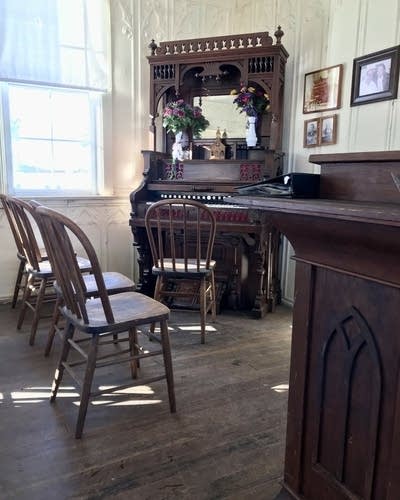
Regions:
[[128, 327, 139, 379], [50, 322, 75, 403], [11, 260, 25, 308], [199, 278, 206, 344], [17, 274, 33, 329], [29, 278, 47, 346], [160, 319, 176, 413], [75, 335, 99, 439], [150, 276, 163, 334], [154, 275, 162, 302], [210, 270, 217, 321], [45, 296, 62, 356]]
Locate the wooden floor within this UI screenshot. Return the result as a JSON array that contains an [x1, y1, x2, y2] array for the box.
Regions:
[[0, 302, 292, 500]]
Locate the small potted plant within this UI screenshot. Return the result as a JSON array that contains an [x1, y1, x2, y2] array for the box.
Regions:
[[162, 99, 209, 161]]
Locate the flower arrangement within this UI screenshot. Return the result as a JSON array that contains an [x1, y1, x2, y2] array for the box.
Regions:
[[231, 85, 270, 117], [162, 99, 209, 137]]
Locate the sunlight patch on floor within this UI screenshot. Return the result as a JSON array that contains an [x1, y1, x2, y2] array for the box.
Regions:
[[88, 399, 162, 407], [98, 385, 154, 395], [11, 390, 79, 401], [178, 324, 218, 333], [270, 383, 289, 393], [8, 384, 159, 407]]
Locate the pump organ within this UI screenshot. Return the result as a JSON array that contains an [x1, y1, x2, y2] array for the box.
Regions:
[[129, 29, 288, 317]]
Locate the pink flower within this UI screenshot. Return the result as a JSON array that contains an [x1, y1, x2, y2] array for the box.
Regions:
[[193, 106, 202, 117]]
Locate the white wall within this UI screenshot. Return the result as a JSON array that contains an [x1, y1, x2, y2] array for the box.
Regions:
[[1, 0, 399, 303]]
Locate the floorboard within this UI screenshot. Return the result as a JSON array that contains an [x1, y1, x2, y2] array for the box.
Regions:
[[0, 303, 292, 499]]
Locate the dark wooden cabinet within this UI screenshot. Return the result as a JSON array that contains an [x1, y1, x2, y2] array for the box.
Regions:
[[230, 151, 400, 499]]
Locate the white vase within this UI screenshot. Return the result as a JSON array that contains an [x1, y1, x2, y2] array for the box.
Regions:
[[246, 116, 258, 147], [172, 130, 190, 161]]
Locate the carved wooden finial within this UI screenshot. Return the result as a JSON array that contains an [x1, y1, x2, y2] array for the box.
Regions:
[[148, 39, 158, 56], [274, 26, 284, 45]]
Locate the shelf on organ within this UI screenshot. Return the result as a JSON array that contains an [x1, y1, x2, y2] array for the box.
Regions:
[[162, 159, 266, 183]]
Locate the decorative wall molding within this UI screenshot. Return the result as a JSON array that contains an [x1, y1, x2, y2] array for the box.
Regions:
[[118, 0, 134, 40]]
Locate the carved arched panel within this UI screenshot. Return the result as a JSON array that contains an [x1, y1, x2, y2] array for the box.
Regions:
[[315, 306, 382, 498]]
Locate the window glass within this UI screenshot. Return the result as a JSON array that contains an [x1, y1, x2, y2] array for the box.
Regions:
[[5, 83, 101, 195]]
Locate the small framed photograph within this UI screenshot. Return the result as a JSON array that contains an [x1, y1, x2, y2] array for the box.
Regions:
[[320, 114, 337, 145], [350, 45, 400, 106], [304, 118, 320, 148], [303, 64, 343, 113]]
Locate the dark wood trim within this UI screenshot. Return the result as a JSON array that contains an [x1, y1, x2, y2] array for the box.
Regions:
[[284, 262, 315, 492], [309, 150, 400, 164]]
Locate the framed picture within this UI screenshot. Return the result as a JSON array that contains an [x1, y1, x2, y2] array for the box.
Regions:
[[303, 115, 338, 148], [320, 114, 337, 145], [303, 64, 343, 113], [304, 118, 320, 148], [350, 45, 400, 106]]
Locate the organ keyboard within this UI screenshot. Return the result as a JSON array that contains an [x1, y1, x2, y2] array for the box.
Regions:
[[129, 150, 281, 317]]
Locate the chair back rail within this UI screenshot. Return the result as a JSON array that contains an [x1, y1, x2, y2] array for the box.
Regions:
[[0, 194, 25, 256], [145, 199, 216, 273], [35, 206, 115, 324], [7, 197, 43, 270]]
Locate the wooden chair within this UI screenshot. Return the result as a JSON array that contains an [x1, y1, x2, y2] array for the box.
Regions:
[[7, 197, 92, 346], [0, 194, 30, 308], [35, 205, 176, 438], [145, 199, 217, 344], [29, 201, 136, 356]]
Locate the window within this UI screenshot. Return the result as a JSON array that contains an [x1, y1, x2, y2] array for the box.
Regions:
[[0, 0, 110, 196], [2, 83, 103, 195]]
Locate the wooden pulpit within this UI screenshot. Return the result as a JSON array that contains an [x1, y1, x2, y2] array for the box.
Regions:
[[230, 151, 400, 500]]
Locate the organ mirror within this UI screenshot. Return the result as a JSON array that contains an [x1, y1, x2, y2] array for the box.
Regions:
[[192, 95, 245, 139]]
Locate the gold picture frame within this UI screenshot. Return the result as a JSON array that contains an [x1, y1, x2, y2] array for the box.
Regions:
[[303, 64, 343, 114]]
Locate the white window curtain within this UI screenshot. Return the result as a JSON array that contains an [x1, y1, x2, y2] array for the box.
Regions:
[[0, 0, 110, 91]]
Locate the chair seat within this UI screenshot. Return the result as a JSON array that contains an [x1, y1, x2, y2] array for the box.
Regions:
[[153, 258, 216, 278], [47, 272, 136, 356], [27, 256, 91, 277], [54, 272, 135, 297], [83, 272, 135, 294], [62, 291, 170, 334]]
